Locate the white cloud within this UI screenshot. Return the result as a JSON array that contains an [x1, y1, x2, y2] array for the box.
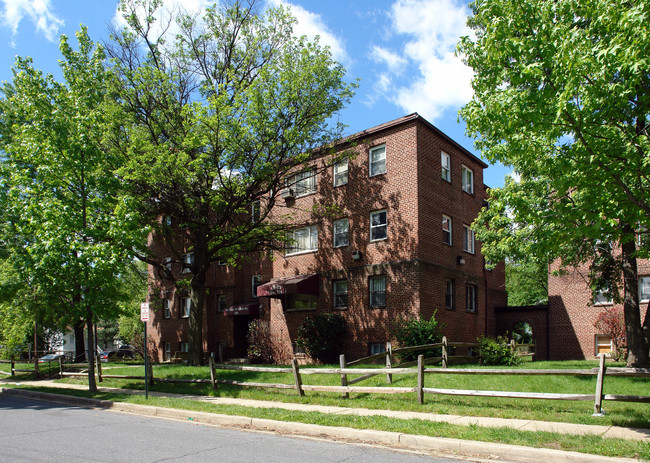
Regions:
[[268, 0, 350, 66], [369, 46, 406, 74], [1, 0, 64, 46], [369, 0, 474, 121]]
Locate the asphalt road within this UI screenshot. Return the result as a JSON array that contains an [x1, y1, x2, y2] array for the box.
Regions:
[[0, 395, 469, 463]]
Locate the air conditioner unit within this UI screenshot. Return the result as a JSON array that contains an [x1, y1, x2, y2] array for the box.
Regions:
[[280, 188, 295, 200]]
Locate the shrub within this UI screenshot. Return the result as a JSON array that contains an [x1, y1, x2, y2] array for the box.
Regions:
[[390, 313, 442, 362], [247, 320, 274, 364], [477, 335, 521, 366], [296, 313, 346, 364]]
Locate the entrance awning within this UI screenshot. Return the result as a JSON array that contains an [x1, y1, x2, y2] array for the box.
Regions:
[[223, 301, 260, 317], [256, 273, 319, 297]]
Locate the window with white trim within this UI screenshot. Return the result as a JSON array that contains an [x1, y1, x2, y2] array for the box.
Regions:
[[593, 289, 613, 305], [445, 280, 455, 310], [182, 252, 194, 273], [369, 275, 386, 308], [181, 297, 191, 318], [333, 158, 348, 186], [333, 279, 348, 309], [463, 225, 475, 254], [286, 225, 318, 255], [333, 218, 349, 248], [164, 257, 172, 271], [640, 276, 650, 303], [369, 342, 386, 355], [217, 295, 227, 312], [163, 298, 171, 319], [441, 152, 451, 182], [595, 335, 613, 356], [462, 165, 474, 194], [466, 284, 478, 313], [442, 215, 452, 245], [369, 145, 386, 176], [163, 342, 171, 361], [251, 200, 261, 223], [370, 210, 387, 241], [180, 342, 189, 353], [252, 275, 261, 299], [286, 169, 317, 196]]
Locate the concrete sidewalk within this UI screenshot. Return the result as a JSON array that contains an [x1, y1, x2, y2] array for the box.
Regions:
[[1, 379, 648, 462]]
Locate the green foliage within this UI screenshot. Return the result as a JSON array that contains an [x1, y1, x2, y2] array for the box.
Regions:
[[106, 0, 355, 365], [460, 0, 650, 366], [506, 260, 548, 306], [478, 336, 521, 366], [390, 314, 442, 361], [246, 320, 274, 364], [296, 313, 347, 364]]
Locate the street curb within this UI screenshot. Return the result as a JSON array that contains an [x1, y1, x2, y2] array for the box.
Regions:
[[0, 387, 640, 463]]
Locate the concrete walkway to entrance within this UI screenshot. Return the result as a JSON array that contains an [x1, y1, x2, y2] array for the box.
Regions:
[[3, 378, 649, 442]]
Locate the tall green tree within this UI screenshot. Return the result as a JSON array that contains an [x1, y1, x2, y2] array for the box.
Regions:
[[106, 0, 355, 365], [459, 0, 649, 366], [1, 28, 133, 389], [506, 259, 548, 307]]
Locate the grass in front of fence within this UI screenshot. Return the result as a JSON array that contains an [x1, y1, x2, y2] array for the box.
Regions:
[[5, 385, 650, 461], [3, 359, 649, 428]]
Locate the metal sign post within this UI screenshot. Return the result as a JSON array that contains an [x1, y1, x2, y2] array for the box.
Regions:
[[140, 302, 150, 399]]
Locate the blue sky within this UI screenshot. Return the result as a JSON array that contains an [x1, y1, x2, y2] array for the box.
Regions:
[[0, 0, 510, 188]]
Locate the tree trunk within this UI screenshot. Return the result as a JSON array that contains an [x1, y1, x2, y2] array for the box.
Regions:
[[188, 234, 208, 366], [621, 224, 649, 367], [73, 319, 85, 362], [86, 305, 97, 392]]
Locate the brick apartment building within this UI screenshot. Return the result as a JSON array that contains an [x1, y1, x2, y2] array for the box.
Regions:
[[145, 113, 507, 363]]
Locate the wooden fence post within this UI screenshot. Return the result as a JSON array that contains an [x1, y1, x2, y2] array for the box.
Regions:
[[442, 336, 448, 368], [291, 359, 304, 397], [593, 354, 607, 416], [385, 342, 393, 384], [11, 358, 15, 376], [417, 354, 424, 405], [96, 355, 103, 383], [59, 358, 63, 378], [209, 355, 218, 390], [339, 354, 349, 398], [148, 362, 154, 386]]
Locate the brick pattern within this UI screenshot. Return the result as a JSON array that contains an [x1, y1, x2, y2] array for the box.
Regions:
[[145, 114, 506, 363]]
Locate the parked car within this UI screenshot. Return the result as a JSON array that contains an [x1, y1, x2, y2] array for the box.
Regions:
[[99, 346, 136, 363], [38, 353, 66, 363]]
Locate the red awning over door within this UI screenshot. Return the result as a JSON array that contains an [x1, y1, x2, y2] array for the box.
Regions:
[[223, 301, 260, 317], [256, 273, 319, 297]]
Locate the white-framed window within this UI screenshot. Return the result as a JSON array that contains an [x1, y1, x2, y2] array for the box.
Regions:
[[441, 151, 451, 182], [163, 342, 171, 361], [445, 280, 455, 310], [333, 279, 348, 309], [463, 225, 475, 254], [370, 210, 387, 242], [164, 257, 172, 271], [593, 289, 613, 305], [285, 294, 317, 311], [182, 252, 194, 273], [333, 218, 349, 248], [466, 284, 478, 313], [286, 225, 318, 255], [639, 276, 650, 303], [595, 334, 613, 356], [163, 298, 171, 319], [369, 275, 386, 308], [333, 158, 348, 187], [442, 215, 452, 245], [251, 200, 261, 223], [217, 295, 227, 312], [286, 169, 316, 197], [369, 342, 386, 355], [252, 275, 261, 299], [180, 342, 189, 353], [181, 297, 191, 318], [462, 165, 474, 194], [369, 145, 386, 177]]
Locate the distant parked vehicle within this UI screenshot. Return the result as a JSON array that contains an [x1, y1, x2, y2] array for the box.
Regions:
[[99, 346, 136, 363], [38, 353, 65, 363]]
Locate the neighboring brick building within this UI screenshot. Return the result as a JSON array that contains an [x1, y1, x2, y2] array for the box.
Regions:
[[545, 259, 650, 360], [145, 113, 507, 363]]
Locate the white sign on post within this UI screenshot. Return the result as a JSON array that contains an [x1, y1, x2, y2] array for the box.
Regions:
[[140, 302, 150, 322]]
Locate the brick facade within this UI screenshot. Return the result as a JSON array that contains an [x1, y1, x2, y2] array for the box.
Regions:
[[145, 113, 506, 363]]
